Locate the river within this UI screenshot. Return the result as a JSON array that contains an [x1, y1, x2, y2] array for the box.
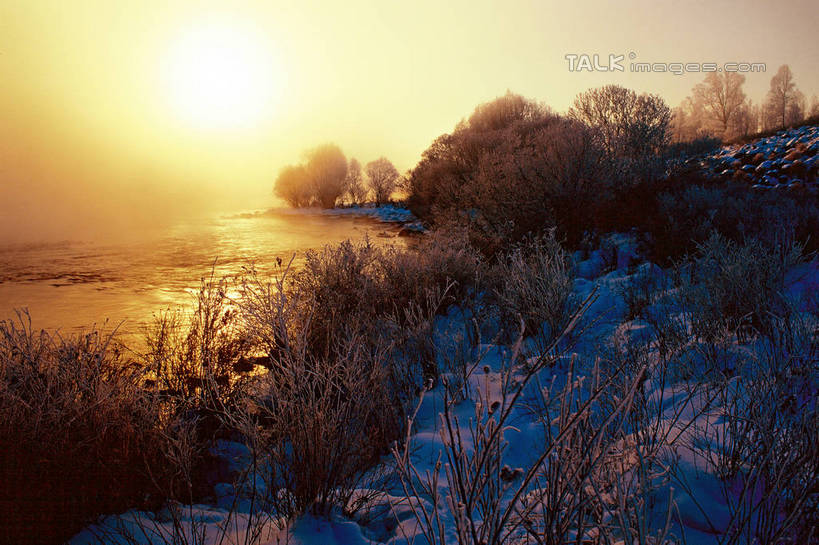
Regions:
[[0, 208, 407, 345]]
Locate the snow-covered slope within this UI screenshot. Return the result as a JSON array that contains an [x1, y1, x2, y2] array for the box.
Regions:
[[686, 125, 819, 191], [71, 235, 818, 545]]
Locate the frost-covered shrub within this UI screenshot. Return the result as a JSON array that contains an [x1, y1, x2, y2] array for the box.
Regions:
[[292, 234, 483, 359], [292, 240, 385, 357], [380, 224, 483, 313], [143, 273, 254, 415], [649, 182, 819, 264], [237, 335, 404, 518], [680, 235, 801, 342], [494, 232, 574, 343], [0, 314, 194, 545], [619, 264, 665, 321], [695, 350, 819, 544], [407, 92, 612, 251]]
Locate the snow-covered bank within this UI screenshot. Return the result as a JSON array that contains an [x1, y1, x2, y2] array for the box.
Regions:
[[323, 204, 425, 233], [71, 234, 818, 545], [687, 124, 818, 190]]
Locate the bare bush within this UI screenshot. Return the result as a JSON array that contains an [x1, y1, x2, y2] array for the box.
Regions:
[[494, 232, 574, 345], [569, 84, 671, 183], [619, 264, 665, 321], [692, 355, 818, 544], [679, 235, 802, 342], [237, 332, 405, 519], [0, 312, 188, 545], [143, 271, 254, 439]]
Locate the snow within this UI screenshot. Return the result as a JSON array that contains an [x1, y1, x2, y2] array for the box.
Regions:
[[323, 204, 422, 228], [70, 230, 818, 545], [689, 124, 818, 190]]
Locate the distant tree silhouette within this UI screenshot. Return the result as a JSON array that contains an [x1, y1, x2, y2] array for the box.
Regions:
[[306, 144, 348, 209], [692, 72, 747, 139], [273, 144, 348, 208], [274, 164, 312, 207], [366, 158, 399, 205], [764, 65, 800, 129], [344, 158, 368, 204], [569, 84, 670, 182], [671, 96, 709, 142], [809, 94, 819, 118]]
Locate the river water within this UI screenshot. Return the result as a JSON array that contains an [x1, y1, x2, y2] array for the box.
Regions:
[[0, 209, 406, 344]]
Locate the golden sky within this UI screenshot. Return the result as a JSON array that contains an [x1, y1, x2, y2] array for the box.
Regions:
[[1, 0, 817, 241]]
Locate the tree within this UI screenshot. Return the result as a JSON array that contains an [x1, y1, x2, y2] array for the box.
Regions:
[[305, 144, 348, 209], [407, 92, 555, 219], [274, 164, 312, 207], [344, 158, 368, 204], [692, 72, 747, 139], [671, 96, 709, 142], [569, 84, 670, 182], [764, 65, 799, 129], [786, 89, 806, 126], [273, 144, 348, 208], [732, 99, 759, 139], [366, 158, 399, 205], [466, 89, 546, 132], [809, 94, 819, 118]]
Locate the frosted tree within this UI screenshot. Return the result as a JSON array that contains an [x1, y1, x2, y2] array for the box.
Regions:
[[344, 158, 368, 205], [764, 65, 800, 129], [366, 157, 399, 206], [692, 72, 747, 139]]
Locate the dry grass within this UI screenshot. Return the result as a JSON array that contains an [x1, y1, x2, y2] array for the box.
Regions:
[[0, 312, 191, 545], [493, 232, 574, 345]]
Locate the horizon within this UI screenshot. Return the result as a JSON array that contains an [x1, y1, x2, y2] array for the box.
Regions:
[[1, 0, 818, 242]]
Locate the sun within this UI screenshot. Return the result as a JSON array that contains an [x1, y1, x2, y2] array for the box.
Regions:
[[162, 22, 278, 129]]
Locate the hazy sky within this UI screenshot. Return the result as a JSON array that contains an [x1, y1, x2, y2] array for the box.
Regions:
[[1, 0, 817, 241]]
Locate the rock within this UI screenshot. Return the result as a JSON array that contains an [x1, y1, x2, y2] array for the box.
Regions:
[[784, 149, 802, 162], [756, 160, 774, 172]]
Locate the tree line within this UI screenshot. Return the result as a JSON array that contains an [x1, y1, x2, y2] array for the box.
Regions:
[[672, 64, 818, 142], [406, 88, 672, 252], [274, 145, 402, 208]]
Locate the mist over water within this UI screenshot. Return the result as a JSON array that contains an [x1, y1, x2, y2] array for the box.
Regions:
[[0, 209, 405, 345]]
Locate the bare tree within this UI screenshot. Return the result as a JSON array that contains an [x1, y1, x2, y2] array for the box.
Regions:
[[366, 157, 399, 205], [809, 94, 819, 118], [786, 89, 807, 126], [306, 144, 348, 209], [692, 72, 747, 139], [344, 158, 368, 205], [671, 96, 709, 142], [569, 84, 670, 156], [764, 64, 799, 129], [569, 84, 670, 182], [274, 164, 312, 207], [731, 99, 758, 139]]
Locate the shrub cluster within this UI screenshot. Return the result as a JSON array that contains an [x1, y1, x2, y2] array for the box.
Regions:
[[0, 315, 196, 545], [407, 88, 672, 252]]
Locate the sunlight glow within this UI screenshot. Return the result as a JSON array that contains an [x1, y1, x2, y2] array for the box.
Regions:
[[162, 22, 278, 129]]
